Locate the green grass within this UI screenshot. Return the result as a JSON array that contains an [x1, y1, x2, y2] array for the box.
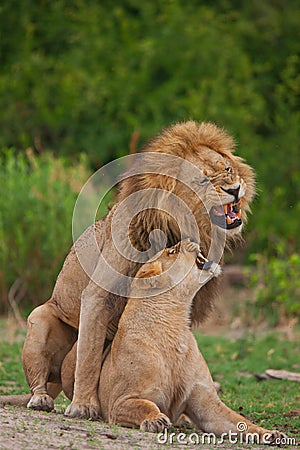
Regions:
[[0, 340, 26, 393], [0, 323, 299, 443], [195, 331, 300, 439]]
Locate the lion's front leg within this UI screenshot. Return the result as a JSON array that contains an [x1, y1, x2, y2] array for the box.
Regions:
[[111, 398, 171, 432], [185, 383, 285, 444], [64, 282, 111, 419]]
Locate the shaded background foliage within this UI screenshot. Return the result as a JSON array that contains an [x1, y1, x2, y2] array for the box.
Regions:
[[0, 0, 299, 317]]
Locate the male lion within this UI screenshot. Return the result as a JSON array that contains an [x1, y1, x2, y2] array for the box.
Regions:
[[60, 240, 283, 444], [4, 121, 255, 417]]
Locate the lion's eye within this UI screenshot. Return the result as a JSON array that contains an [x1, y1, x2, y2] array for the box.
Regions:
[[168, 248, 176, 255], [225, 166, 233, 173]]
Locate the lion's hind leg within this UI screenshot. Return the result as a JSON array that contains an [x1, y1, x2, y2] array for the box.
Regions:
[[111, 398, 171, 432], [22, 302, 77, 411]]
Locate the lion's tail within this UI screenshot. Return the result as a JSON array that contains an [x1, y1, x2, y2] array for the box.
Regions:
[[0, 394, 31, 407]]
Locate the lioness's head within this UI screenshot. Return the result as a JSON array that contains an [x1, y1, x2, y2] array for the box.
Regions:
[[119, 121, 255, 255], [132, 239, 221, 299]]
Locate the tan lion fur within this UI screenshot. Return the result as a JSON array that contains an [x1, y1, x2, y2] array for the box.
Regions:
[[1, 121, 255, 418], [60, 241, 283, 443]]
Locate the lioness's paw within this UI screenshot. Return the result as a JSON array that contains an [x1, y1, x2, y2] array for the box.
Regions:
[[243, 426, 287, 446], [262, 430, 287, 446], [141, 413, 171, 433], [27, 394, 54, 412], [65, 402, 100, 420]]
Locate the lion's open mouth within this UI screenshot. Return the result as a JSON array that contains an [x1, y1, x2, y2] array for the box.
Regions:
[[209, 199, 242, 230]]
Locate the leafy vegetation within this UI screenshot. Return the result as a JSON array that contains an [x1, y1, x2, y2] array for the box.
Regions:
[[248, 246, 300, 324], [0, 150, 91, 314], [0, 2, 299, 317]]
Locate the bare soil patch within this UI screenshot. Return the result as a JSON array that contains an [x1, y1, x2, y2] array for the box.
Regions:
[[0, 405, 162, 450], [0, 405, 277, 450]]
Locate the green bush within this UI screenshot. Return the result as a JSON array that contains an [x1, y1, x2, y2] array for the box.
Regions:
[[0, 1, 299, 256], [249, 245, 300, 324], [0, 150, 91, 314]]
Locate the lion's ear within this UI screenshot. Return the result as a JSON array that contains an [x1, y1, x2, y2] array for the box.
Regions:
[[131, 261, 166, 292]]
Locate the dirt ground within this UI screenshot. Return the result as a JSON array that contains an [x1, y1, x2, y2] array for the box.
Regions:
[[0, 405, 165, 450], [2, 405, 288, 450], [1, 275, 299, 450]]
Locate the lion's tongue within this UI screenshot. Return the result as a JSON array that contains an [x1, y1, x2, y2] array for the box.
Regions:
[[227, 208, 237, 219]]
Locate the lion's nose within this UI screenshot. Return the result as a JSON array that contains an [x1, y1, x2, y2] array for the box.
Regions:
[[222, 185, 240, 202]]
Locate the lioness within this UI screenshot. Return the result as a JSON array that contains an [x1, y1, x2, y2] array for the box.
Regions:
[[61, 240, 283, 443], [16, 121, 255, 418]]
